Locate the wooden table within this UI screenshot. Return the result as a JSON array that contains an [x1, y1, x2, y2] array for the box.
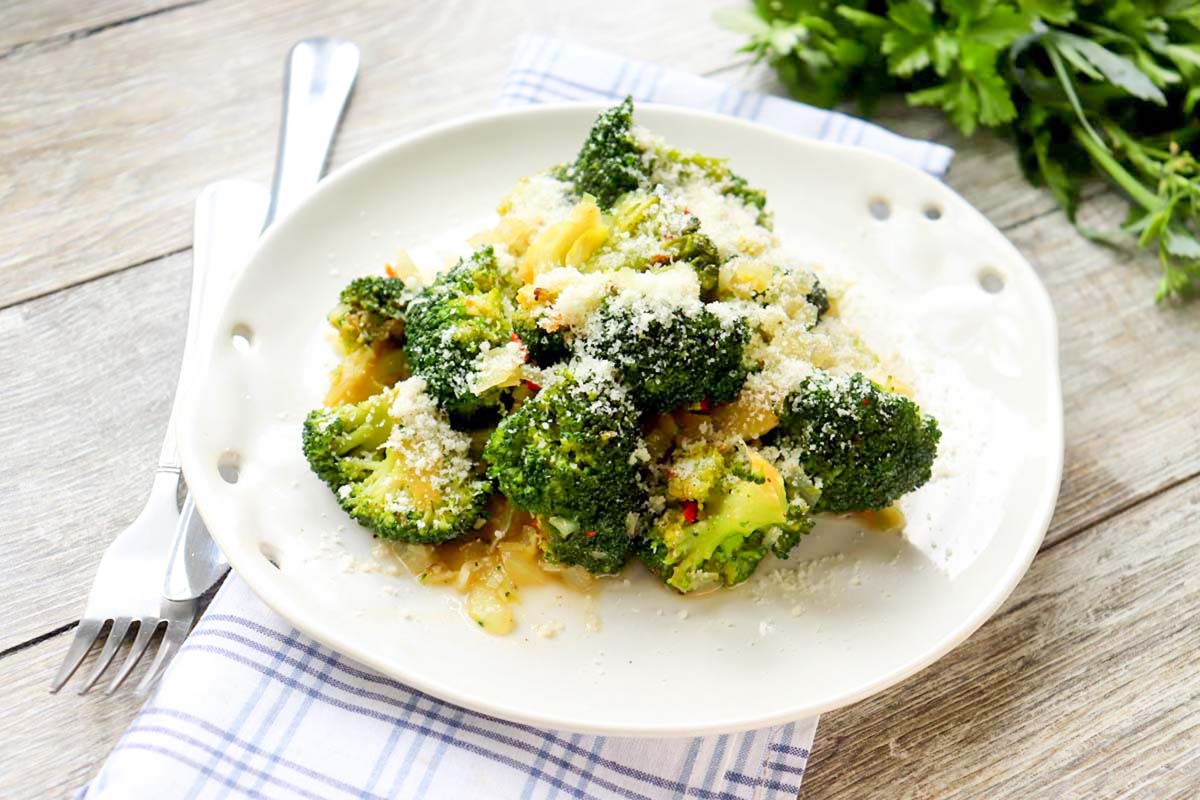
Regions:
[[2, 1, 1198, 797]]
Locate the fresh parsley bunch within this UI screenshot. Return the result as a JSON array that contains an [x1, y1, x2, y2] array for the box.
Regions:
[[719, 1, 1200, 300]]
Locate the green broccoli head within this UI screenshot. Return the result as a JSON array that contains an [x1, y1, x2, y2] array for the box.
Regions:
[[302, 381, 492, 544], [663, 218, 722, 299], [725, 172, 769, 225], [652, 147, 772, 228], [639, 444, 790, 593], [564, 97, 649, 209], [579, 298, 751, 414], [323, 275, 411, 405], [483, 359, 644, 573], [770, 371, 940, 513], [403, 246, 515, 419], [329, 276, 409, 346], [538, 512, 634, 576], [766, 461, 822, 559], [302, 389, 394, 487], [805, 280, 830, 321], [511, 309, 572, 368]]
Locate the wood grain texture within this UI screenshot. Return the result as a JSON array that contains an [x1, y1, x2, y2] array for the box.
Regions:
[[0, 251, 189, 650], [2, 0, 1199, 797], [0, 0, 184, 56], [0, 630, 145, 797], [805, 477, 1200, 799], [1012, 193, 1200, 549], [0, 0, 749, 308]]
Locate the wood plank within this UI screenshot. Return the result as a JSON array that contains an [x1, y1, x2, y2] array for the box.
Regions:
[[0, 0, 181, 56], [1012, 191, 1200, 548], [804, 476, 1200, 799], [0, 0, 750, 308], [0, 631, 145, 798], [0, 252, 190, 651]]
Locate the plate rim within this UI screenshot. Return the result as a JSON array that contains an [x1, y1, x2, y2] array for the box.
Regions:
[[179, 101, 1064, 736]]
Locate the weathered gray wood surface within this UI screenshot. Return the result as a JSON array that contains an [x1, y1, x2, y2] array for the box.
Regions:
[[1, 1, 1198, 798], [805, 479, 1200, 799]]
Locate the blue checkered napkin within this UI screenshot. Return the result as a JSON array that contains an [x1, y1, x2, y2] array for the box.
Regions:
[[502, 34, 954, 178], [81, 578, 817, 799]]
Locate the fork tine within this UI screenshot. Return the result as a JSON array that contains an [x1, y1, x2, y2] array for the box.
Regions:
[[135, 616, 190, 695], [105, 618, 162, 694], [76, 618, 133, 695], [49, 618, 106, 693]]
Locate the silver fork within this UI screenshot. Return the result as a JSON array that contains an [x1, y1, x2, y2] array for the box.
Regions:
[[48, 181, 270, 696], [49, 37, 360, 695]]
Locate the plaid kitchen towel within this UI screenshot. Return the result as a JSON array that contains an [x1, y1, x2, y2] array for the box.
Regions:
[[82, 578, 817, 800], [501, 34, 954, 177], [81, 35, 955, 800]]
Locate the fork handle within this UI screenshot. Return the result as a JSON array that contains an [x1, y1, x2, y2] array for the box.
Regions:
[[264, 37, 360, 229], [162, 40, 359, 601]]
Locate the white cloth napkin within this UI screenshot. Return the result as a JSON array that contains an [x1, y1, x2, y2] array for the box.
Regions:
[[80, 35, 953, 800], [501, 34, 953, 177]]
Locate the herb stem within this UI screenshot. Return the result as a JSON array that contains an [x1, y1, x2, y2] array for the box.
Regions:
[[1073, 125, 1162, 212]]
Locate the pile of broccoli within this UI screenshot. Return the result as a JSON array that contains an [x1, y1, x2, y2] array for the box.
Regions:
[[300, 98, 942, 597]]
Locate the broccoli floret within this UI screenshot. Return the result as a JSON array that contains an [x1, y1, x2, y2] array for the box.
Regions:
[[579, 300, 751, 414], [725, 173, 769, 225], [404, 246, 514, 419], [511, 310, 572, 367], [538, 513, 633, 576], [769, 371, 940, 513], [483, 360, 643, 573], [324, 276, 411, 405], [302, 381, 492, 543], [653, 148, 772, 228], [302, 390, 393, 488], [563, 97, 649, 210], [768, 463, 822, 558], [640, 445, 791, 593], [662, 218, 722, 300], [806, 280, 830, 321], [329, 276, 409, 346], [717, 260, 829, 330]]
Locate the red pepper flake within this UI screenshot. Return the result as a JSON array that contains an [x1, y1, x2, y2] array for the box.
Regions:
[[384, 263, 397, 278], [683, 208, 691, 215], [522, 379, 541, 394], [510, 332, 531, 362], [682, 500, 699, 525], [649, 253, 672, 266], [585, 529, 597, 539], [699, 397, 712, 413], [860, 396, 871, 406]]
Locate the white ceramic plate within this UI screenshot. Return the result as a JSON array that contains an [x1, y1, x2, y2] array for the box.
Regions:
[[178, 103, 1063, 736]]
